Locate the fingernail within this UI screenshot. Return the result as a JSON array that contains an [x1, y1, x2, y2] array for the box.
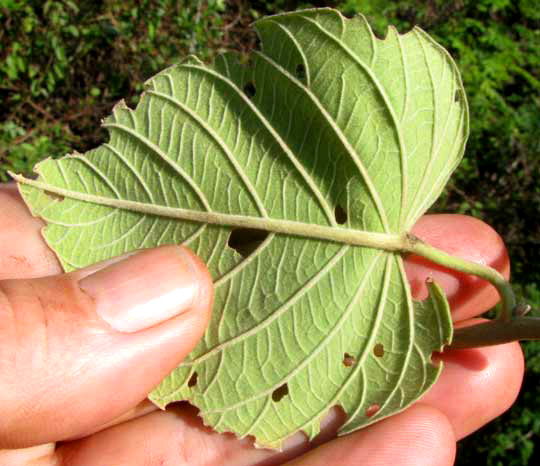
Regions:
[[79, 246, 200, 333]]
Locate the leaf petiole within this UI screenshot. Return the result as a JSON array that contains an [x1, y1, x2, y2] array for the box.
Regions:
[[405, 235, 516, 322], [404, 235, 540, 349]]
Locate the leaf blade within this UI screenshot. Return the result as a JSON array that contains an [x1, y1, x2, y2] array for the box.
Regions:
[[15, 8, 463, 448]]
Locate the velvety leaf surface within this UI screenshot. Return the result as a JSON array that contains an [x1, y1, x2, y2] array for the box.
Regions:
[[16, 8, 466, 448]]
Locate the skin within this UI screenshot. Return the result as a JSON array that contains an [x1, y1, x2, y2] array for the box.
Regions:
[[0, 183, 524, 466]]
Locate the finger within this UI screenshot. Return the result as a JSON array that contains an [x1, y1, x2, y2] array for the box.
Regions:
[[405, 214, 510, 321], [0, 443, 55, 466], [420, 319, 524, 439], [0, 245, 213, 448], [1, 182, 164, 444], [0, 184, 61, 280], [52, 404, 454, 466], [284, 405, 455, 466], [52, 393, 347, 466], [55, 405, 271, 466], [76, 399, 158, 440], [52, 405, 349, 466]]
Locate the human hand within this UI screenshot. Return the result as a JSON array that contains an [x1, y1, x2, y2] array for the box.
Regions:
[[0, 182, 523, 465]]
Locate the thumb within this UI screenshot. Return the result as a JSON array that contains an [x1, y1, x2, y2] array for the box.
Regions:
[[0, 245, 213, 448]]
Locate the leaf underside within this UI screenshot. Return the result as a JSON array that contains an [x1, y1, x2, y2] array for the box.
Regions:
[[16, 8, 467, 448]]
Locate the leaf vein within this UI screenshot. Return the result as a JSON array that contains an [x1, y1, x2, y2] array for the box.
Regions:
[[255, 49, 392, 233], [185, 245, 350, 367], [147, 88, 269, 218], [182, 63, 336, 226], [102, 121, 212, 211], [204, 249, 382, 414]]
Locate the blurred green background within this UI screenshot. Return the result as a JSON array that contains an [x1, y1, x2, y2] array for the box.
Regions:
[[1, 0, 539, 463]]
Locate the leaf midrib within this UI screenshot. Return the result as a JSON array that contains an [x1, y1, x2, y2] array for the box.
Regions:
[[13, 174, 406, 251]]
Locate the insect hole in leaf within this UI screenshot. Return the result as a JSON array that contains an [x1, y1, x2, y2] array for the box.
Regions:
[[334, 204, 348, 224], [295, 63, 306, 81], [188, 371, 198, 388], [272, 383, 289, 402], [373, 343, 384, 357], [43, 191, 65, 202], [227, 228, 270, 257], [244, 82, 256, 98], [343, 353, 356, 367], [366, 404, 380, 418]]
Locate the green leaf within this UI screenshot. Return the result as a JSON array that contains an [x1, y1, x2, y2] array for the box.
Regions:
[[14, 8, 466, 448]]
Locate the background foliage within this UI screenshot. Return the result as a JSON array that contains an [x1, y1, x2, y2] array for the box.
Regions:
[[1, 0, 539, 463]]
